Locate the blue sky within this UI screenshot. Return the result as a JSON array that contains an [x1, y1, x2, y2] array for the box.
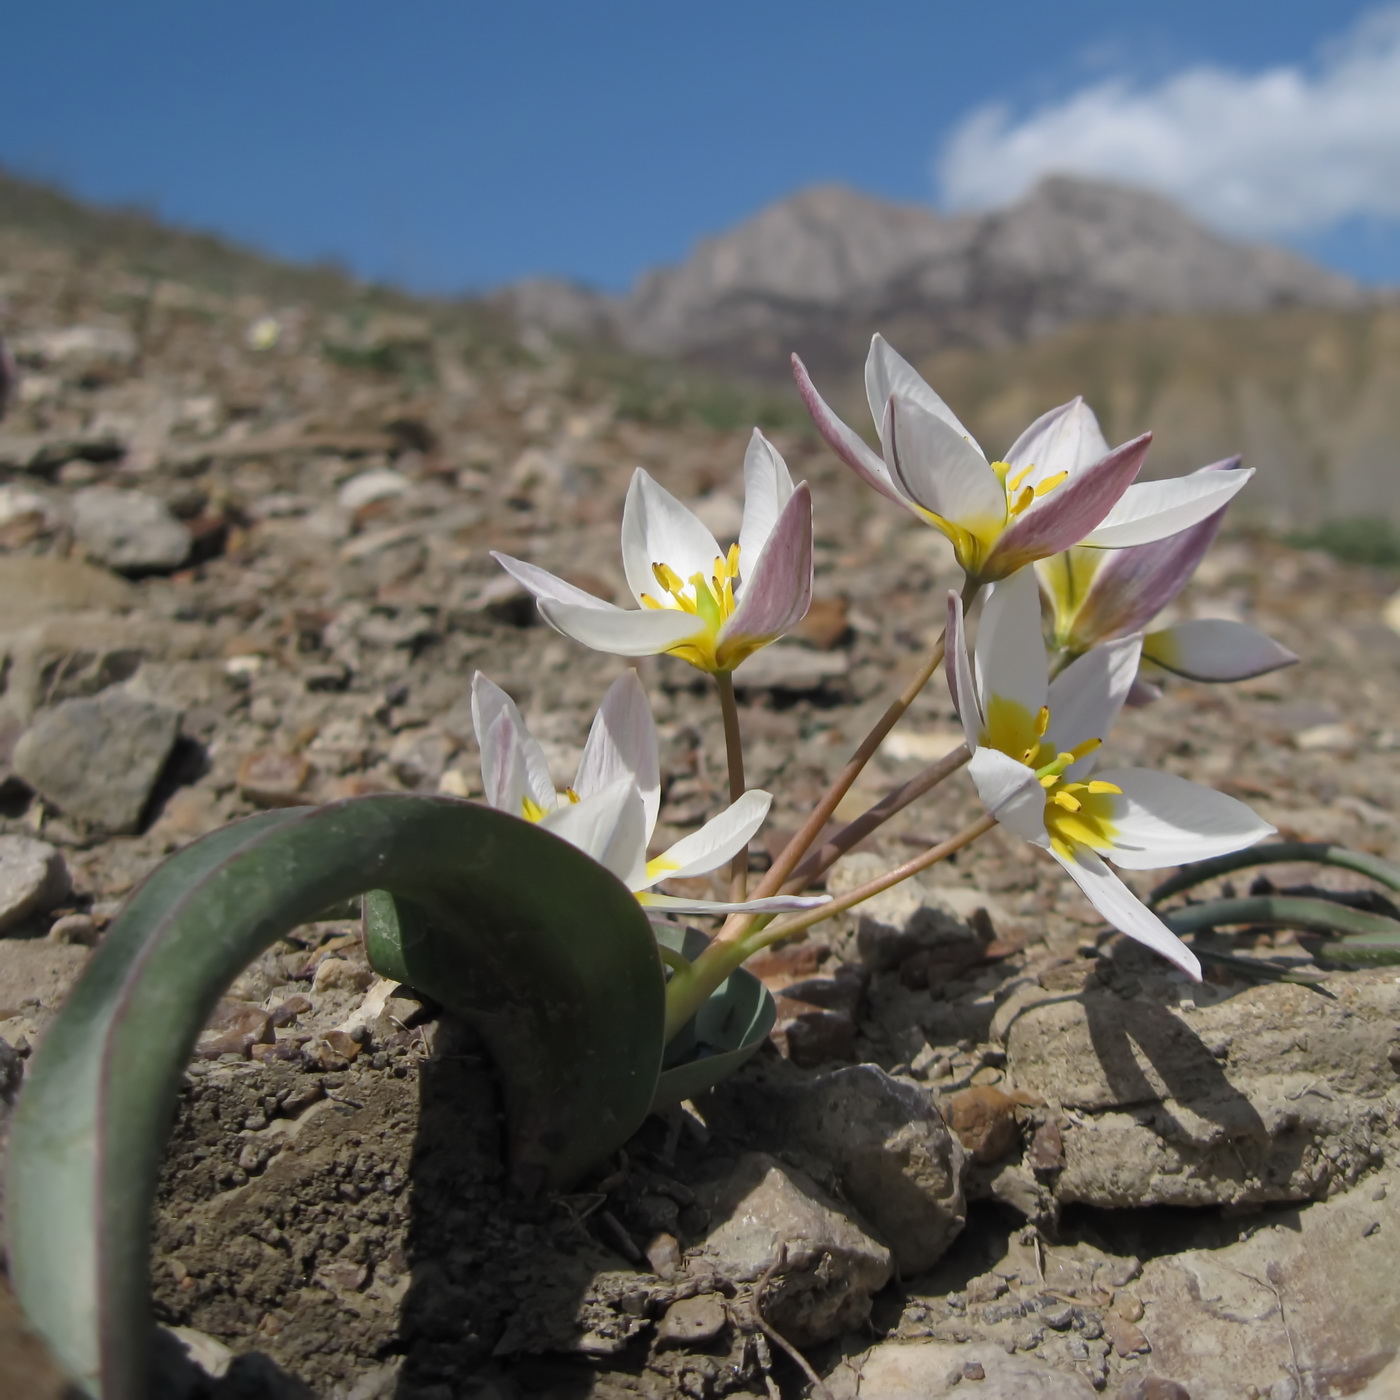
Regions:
[[1, 1, 1395, 293]]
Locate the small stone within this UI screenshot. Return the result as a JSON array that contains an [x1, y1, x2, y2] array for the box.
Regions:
[[796, 595, 850, 650], [645, 1232, 681, 1279], [655, 1293, 727, 1348], [195, 1003, 273, 1059], [1097, 1257, 1142, 1288], [13, 691, 181, 834], [1119, 1380, 1191, 1400], [1027, 1119, 1065, 1172], [269, 994, 313, 1027], [965, 1362, 986, 1380], [967, 1273, 1008, 1304], [46, 913, 98, 946], [1039, 1302, 1077, 1330], [313, 958, 373, 992], [731, 644, 847, 693], [313, 1030, 363, 1069], [1113, 1293, 1145, 1323], [946, 1085, 1020, 1164], [71, 486, 191, 573], [237, 750, 311, 808], [336, 468, 412, 514], [774, 997, 856, 1067], [0, 836, 69, 934], [1102, 1310, 1151, 1357]]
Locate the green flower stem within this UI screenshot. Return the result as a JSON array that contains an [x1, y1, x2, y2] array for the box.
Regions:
[[1162, 893, 1400, 947], [714, 669, 749, 901], [783, 742, 971, 891], [1149, 841, 1400, 903], [664, 812, 997, 1041]]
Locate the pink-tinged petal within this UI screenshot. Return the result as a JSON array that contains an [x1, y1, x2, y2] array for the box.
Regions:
[[643, 789, 771, 887], [865, 333, 978, 448], [968, 747, 1049, 844], [945, 589, 982, 749], [574, 670, 660, 835], [492, 551, 614, 610], [1046, 634, 1142, 772], [471, 673, 555, 814], [1004, 397, 1110, 488], [1125, 675, 1164, 707], [1050, 845, 1201, 979], [723, 484, 813, 653], [982, 433, 1151, 580], [887, 398, 1004, 528], [738, 430, 795, 574], [538, 600, 705, 657], [1067, 465, 1241, 643], [1080, 469, 1253, 548], [1142, 619, 1299, 682], [792, 353, 907, 508], [975, 568, 1048, 723], [620, 469, 723, 607], [540, 779, 648, 888], [639, 891, 830, 916], [1093, 767, 1275, 870]]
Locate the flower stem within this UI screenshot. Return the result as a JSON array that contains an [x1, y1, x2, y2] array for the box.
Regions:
[[714, 669, 749, 900], [664, 811, 997, 1040], [783, 742, 971, 890]]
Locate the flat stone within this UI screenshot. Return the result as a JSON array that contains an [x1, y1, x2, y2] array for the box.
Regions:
[[826, 1340, 1099, 1399], [689, 1152, 891, 1346], [71, 485, 191, 573], [0, 556, 135, 630], [13, 690, 181, 834], [0, 837, 69, 935], [731, 644, 848, 692], [654, 1293, 727, 1348], [0, 940, 89, 1013], [1005, 971, 1400, 1208], [710, 1063, 966, 1274]]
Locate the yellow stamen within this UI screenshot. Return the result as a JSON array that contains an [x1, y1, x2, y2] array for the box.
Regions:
[[1086, 779, 1122, 795], [521, 796, 547, 822], [1006, 462, 1035, 494], [1034, 705, 1050, 737], [1034, 471, 1068, 498], [1051, 790, 1082, 812]]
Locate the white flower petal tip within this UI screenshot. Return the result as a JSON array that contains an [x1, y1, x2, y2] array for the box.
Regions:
[[1143, 620, 1299, 683], [538, 600, 706, 657], [723, 483, 813, 665], [1052, 847, 1202, 981], [791, 352, 907, 507], [1080, 468, 1254, 550]]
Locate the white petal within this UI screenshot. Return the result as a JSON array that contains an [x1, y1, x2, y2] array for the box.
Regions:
[[865, 334, 979, 449], [1080, 470, 1252, 548], [538, 600, 706, 657], [1045, 635, 1142, 771], [968, 747, 1049, 844], [945, 589, 983, 750], [620, 469, 722, 607], [793, 353, 904, 505], [1142, 619, 1298, 682], [1050, 845, 1201, 979], [492, 551, 614, 610], [643, 789, 772, 887], [573, 670, 660, 836], [639, 891, 830, 916], [737, 430, 795, 575], [723, 484, 813, 653], [1004, 398, 1109, 487], [540, 779, 648, 888], [975, 568, 1048, 724], [470, 673, 555, 814], [1093, 767, 1275, 870], [887, 398, 1003, 528]]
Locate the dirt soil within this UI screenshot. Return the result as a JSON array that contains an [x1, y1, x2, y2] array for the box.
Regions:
[[1, 223, 1399, 1398]]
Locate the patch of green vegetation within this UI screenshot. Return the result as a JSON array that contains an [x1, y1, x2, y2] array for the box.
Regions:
[[1287, 517, 1400, 568]]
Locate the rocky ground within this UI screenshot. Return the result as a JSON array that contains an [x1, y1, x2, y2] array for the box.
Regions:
[[1, 226, 1400, 1399]]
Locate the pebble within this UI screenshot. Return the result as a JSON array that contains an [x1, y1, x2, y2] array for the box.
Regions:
[[12, 690, 181, 833], [70, 485, 192, 573], [47, 913, 99, 946], [654, 1293, 727, 1347], [0, 836, 69, 934], [946, 1085, 1021, 1164], [312, 957, 373, 992], [1119, 1381, 1191, 1400], [237, 750, 312, 807]]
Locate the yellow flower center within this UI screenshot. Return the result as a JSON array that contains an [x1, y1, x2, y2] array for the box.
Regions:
[[638, 544, 765, 672], [912, 461, 1068, 577], [520, 787, 579, 822], [982, 695, 1121, 859]]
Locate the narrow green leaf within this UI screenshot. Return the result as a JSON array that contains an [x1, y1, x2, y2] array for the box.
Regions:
[[1161, 894, 1400, 943], [1149, 841, 1400, 905], [7, 795, 664, 1400]]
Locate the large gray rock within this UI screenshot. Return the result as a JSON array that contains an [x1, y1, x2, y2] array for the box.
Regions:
[[710, 1062, 966, 1274], [13, 690, 181, 833], [689, 1152, 892, 1346], [1003, 969, 1400, 1209], [71, 486, 191, 573]]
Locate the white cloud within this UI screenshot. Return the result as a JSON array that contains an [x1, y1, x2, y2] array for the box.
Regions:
[[936, 7, 1400, 238]]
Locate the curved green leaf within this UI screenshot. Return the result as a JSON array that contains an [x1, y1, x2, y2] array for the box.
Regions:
[[1162, 893, 1400, 963], [7, 795, 664, 1400], [651, 926, 776, 1109], [1149, 841, 1400, 905]]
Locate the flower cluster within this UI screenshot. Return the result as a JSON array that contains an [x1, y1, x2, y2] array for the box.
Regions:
[[477, 329, 1296, 1027]]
